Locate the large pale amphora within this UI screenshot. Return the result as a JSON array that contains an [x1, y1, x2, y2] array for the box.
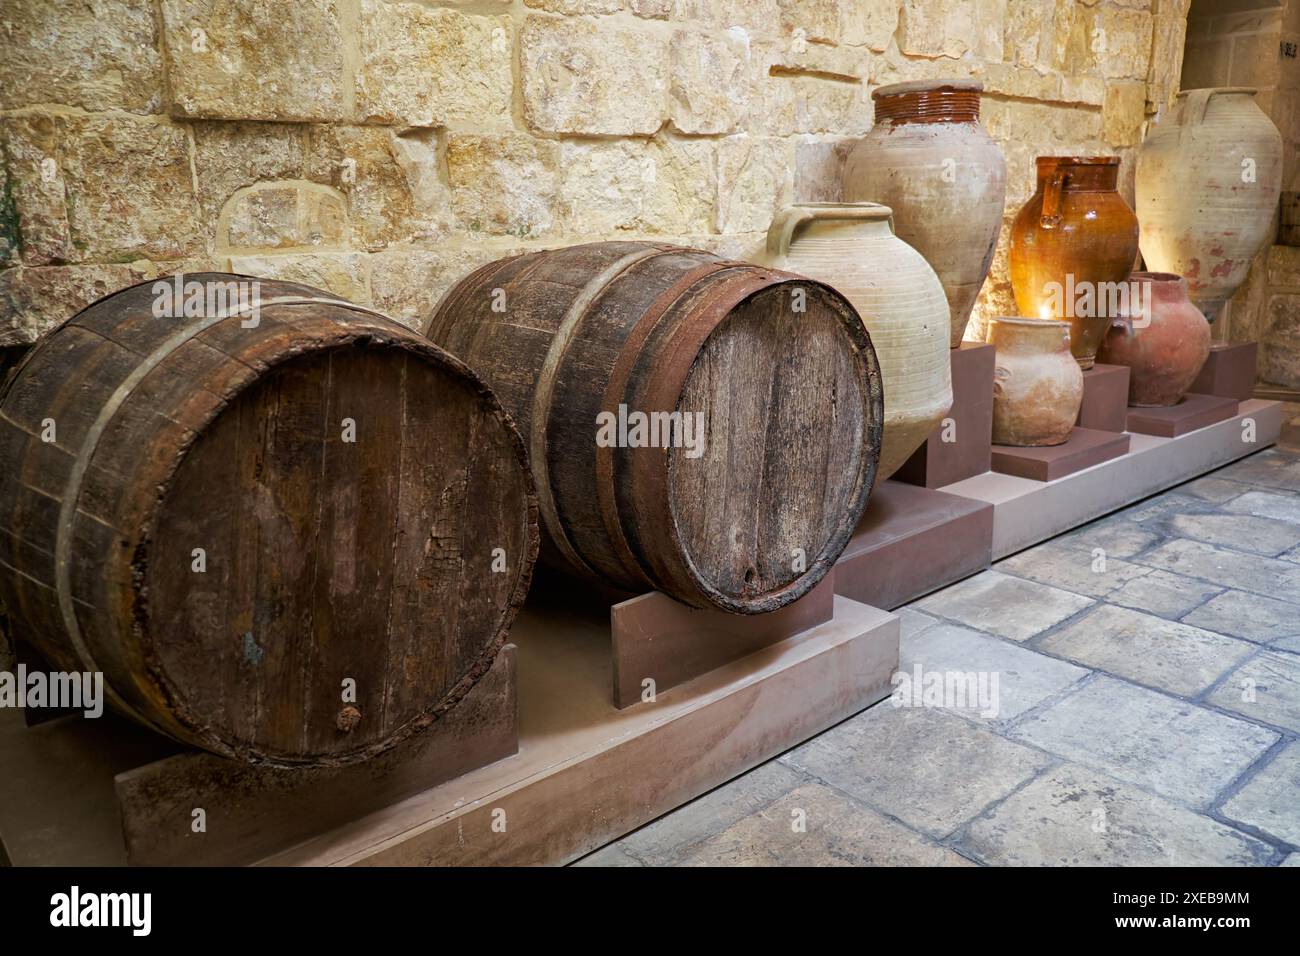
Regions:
[[1136, 88, 1283, 323], [764, 202, 952, 484], [844, 79, 1006, 348]]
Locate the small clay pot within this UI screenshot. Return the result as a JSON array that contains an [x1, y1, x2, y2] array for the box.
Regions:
[[989, 317, 1083, 447], [1096, 272, 1211, 407]]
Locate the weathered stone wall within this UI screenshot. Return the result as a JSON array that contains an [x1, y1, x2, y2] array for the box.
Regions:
[[1, 0, 1185, 349], [1182, 0, 1300, 388]]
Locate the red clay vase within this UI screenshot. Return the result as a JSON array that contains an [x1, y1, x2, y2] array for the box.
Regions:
[[1096, 272, 1211, 407]]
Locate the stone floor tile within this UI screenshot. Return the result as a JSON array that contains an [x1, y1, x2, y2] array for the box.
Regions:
[[1282, 854, 1300, 866], [897, 607, 939, 640], [1009, 676, 1278, 808], [782, 705, 1051, 837], [1182, 590, 1300, 643], [1180, 475, 1252, 503], [1164, 512, 1300, 556], [572, 844, 645, 867], [998, 542, 1152, 599], [1215, 449, 1300, 491], [1220, 742, 1300, 847], [1056, 519, 1165, 560], [1108, 569, 1223, 619], [1283, 546, 1300, 565], [1036, 605, 1255, 696], [617, 759, 805, 865], [1117, 492, 1215, 523], [901, 623, 1089, 722], [1223, 489, 1300, 525], [1207, 650, 1300, 734], [679, 783, 974, 867], [1273, 634, 1300, 654], [1138, 538, 1300, 603], [958, 763, 1273, 866], [915, 569, 1094, 642]]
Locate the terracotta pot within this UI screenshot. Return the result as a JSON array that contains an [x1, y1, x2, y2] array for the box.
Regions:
[[843, 79, 1006, 348], [1009, 156, 1139, 369], [765, 202, 951, 482], [1096, 272, 1211, 407], [1136, 87, 1284, 323], [989, 317, 1083, 447]]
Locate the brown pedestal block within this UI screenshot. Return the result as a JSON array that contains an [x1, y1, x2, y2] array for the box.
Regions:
[[834, 480, 993, 610], [1126, 393, 1240, 438], [896, 342, 995, 488], [1076, 363, 1131, 432], [1189, 342, 1257, 401], [992, 427, 1131, 482]]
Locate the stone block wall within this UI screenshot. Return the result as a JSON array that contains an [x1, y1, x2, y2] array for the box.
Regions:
[[1, 0, 1185, 350]]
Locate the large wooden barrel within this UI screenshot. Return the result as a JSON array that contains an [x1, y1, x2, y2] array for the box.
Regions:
[[0, 274, 537, 767], [425, 242, 883, 613]]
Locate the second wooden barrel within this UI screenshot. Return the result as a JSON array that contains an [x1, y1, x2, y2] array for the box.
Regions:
[[0, 274, 537, 767], [426, 242, 883, 613]]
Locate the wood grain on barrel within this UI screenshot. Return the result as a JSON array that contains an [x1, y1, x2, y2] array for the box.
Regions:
[[0, 275, 538, 767], [425, 242, 882, 613]]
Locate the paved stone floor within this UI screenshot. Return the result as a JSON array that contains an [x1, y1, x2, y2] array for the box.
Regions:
[[578, 442, 1300, 867]]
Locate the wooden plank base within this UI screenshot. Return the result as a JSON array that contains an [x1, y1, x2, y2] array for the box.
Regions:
[[610, 573, 835, 709], [1127, 393, 1240, 437], [992, 427, 1131, 482], [1076, 363, 1131, 432], [834, 480, 994, 610], [1190, 342, 1258, 401], [895, 342, 995, 489]]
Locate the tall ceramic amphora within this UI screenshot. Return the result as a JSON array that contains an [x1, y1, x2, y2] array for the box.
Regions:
[[844, 79, 1006, 348], [1009, 156, 1139, 369], [1136, 88, 1283, 323], [765, 203, 951, 483]]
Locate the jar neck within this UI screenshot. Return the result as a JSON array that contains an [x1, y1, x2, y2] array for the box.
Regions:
[[874, 89, 981, 125], [794, 216, 894, 243], [1036, 159, 1120, 192], [990, 320, 1069, 353]]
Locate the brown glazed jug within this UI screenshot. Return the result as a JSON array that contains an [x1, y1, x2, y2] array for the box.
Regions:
[[1009, 157, 1139, 369], [989, 317, 1083, 447], [1096, 272, 1211, 407], [843, 79, 1006, 348]]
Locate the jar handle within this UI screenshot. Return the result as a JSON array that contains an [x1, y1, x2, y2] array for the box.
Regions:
[[764, 204, 896, 261], [1040, 168, 1068, 230], [765, 206, 818, 261], [1179, 89, 1214, 147]]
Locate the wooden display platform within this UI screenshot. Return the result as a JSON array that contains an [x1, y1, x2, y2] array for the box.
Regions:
[[992, 427, 1131, 482], [0, 581, 899, 867], [1076, 363, 1131, 432], [834, 480, 994, 610], [1191, 342, 1258, 401], [1127, 393, 1240, 437], [895, 342, 995, 489], [943, 399, 1282, 559]]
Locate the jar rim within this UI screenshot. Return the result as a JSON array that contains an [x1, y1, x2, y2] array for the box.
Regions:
[[990, 316, 1071, 329], [873, 79, 983, 99]]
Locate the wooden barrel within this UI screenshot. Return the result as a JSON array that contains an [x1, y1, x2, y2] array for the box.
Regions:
[[425, 242, 883, 613], [0, 273, 537, 767]]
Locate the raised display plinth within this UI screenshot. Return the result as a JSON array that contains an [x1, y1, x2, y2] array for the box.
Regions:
[[1076, 363, 1131, 432], [895, 342, 995, 488], [0, 590, 898, 867], [943, 399, 1282, 559], [992, 427, 1131, 482], [834, 480, 993, 610], [1127, 393, 1240, 437], [1190, 342, 1257, 401]]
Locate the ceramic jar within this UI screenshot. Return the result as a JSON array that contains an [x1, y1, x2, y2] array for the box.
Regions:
[[989, 317, 1083, 446], [843, 79, 1006, 348], [1009, 156, 1140, 369], [765, 203, 951, 482], [1136, 88, 1284, 323], [1096, 272, 1211, 407]]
